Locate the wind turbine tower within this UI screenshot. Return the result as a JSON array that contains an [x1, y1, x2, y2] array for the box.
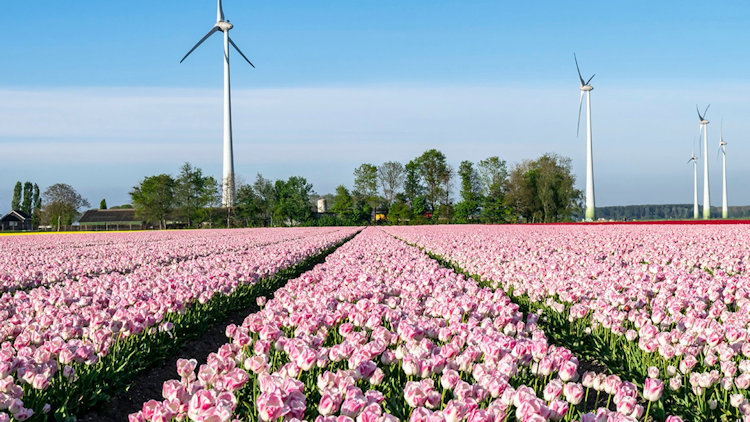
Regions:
[[697, 105, 710, 219], [575, 54, 596, 221], [719, 125, 728, 219], [687, 151, 698, 219], [180, 0, 255, 208]]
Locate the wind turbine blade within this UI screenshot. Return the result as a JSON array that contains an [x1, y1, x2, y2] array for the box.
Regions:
[[577, 91, 584, 137], [228, 36, 255, 68], [704, 104, 710, 118], [180, 27, 220, 63], [217, 0, 225, 22], [696, 105, 702, 120], [574, 53, 585, 86], [586, 74, 596, 85], [687, 157, 693, 164]]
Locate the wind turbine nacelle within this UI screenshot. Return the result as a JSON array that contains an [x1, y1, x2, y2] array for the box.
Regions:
[[580, 85, 593, 92], [700, 120, 709, 125], [216, 21, 233, 31]]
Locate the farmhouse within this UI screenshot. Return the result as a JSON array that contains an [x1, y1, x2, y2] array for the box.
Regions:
[[78, 209, 144, 230], [0, 210, 32, 231]]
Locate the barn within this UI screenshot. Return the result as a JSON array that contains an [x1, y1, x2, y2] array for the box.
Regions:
[[0, 210, 32, 231], [78, 209, 144, 230]]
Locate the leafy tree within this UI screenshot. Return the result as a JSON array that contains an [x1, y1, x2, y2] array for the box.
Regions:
[[174, 162, 219, 227], [412, 195, 428, 220], [100, 199, 108, 210], [353, 164, 378, 199], [11, 182, 21, 210], [252, 174, 275, 226], [507, 160, 538, 222], [235, 183, 262, 227], [506, 154, 581, 223], [387, 198, 412, 224], [42, 183, 90, 228], [32, 184, 41, 210], [454, 161, 481, 223], [536, 154, 580, 222], [130, 174, 175, 229], [415, 149, 453, 213], [478, 156, 510, 223], [403, 160, 424, 209], [22, 182, 33, 214], [273, 176, 313, 226], [32, 184, 41, 228], [331, 185, 354, 222], [377, 161, 405, 207]]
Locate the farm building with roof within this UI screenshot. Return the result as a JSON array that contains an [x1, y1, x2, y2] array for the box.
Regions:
[[78, 209, 144, 230], [0, 210, 32, 231]]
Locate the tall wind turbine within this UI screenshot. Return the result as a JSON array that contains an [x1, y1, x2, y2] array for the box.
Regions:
[[575, 54, 596, 221], [697, 105, 710, 219], [181, 0, 255, 208], [687, 150, 698, 219], [719, 123, 728, 218]]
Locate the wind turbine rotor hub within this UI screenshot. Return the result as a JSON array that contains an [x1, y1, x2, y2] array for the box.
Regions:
[[216, 21, 233, 31]]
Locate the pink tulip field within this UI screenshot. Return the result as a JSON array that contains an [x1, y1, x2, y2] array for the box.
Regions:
[[3, 224, 748, 421], [384, 224, 750, 421], [127, 225, 726, 422], [0, 227, 359, 421]]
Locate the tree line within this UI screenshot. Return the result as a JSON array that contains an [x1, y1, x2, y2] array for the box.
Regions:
[[8, 181, 91, 228], [6, 149, 584, 230], [325, 149, 581, 225]]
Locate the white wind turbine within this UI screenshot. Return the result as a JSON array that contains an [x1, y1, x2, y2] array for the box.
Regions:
[[687, 146, 698, 219], [575, 54, 596, 221], [697, 105, 710, 219], [181, 0, 255, 208], [718, 122, 728, 219]]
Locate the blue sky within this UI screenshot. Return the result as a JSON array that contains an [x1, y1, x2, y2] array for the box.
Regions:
[[2, 0, 750, 210]]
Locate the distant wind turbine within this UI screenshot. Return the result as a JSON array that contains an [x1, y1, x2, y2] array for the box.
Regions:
[[697, 105, 710, 219], [575, 54, 596, 221], [687, 149, 698, 219], [719, 122, 728, 219], [181, 0, 255, 208]]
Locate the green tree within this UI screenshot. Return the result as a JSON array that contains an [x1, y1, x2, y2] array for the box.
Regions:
[[331, 185, 354, 222], [235, 183, 262, 227], [174, 162, 219, 227], [32, 184, 41, 228], [32, 184, 41, 210], [403, 160, 424, 209], [377, 161, 405, 208], [22, 182, 33, 214], [99, 199, 108, 210], [506, 154, 581, 223], [252, 174, 275, 226], [415, 149, 453, 213], [454, 161, 481, 223], [130, 174, 175, 229], [388, 196, 412, 224], [478, 156, 510, 223], [273, 176, 313, 226], [353, 164, 378, 198], [42, 183, 90, 228], [11, 182, 21, 210]]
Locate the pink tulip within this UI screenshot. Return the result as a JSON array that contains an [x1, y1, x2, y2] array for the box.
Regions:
[[643, 378, 664, 402]]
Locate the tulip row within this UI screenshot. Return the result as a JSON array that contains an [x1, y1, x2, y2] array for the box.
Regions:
[[132, 227, 682, 422], [384, 224, 750, 421], [0, 227, 359, 421], [0, 228, 336, 292]]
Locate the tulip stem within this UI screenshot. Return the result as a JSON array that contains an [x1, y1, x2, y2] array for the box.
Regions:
[[644, 400, 652, 421]]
